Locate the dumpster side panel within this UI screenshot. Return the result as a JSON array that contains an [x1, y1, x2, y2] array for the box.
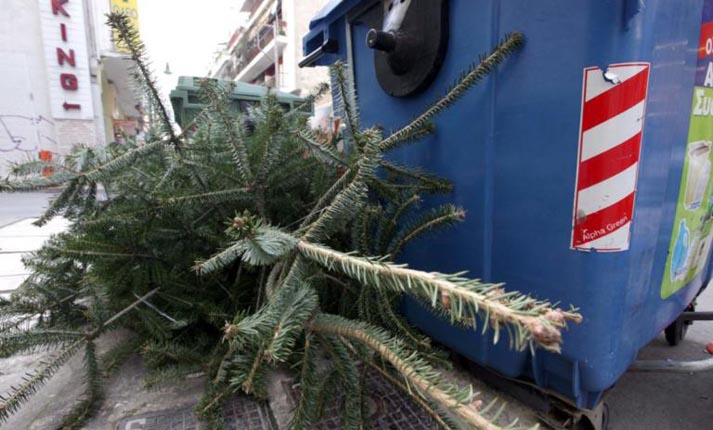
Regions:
[[307, 0, 708, 408], [352, 4, 498, 277], [490, 0, 704, 402]]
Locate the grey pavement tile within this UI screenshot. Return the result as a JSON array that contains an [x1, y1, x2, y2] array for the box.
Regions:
[[287, 370, 438, 430], [222, 396, 277, 430], [115, 396, 276, 430]]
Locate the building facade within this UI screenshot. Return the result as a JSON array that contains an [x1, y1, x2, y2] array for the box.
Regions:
[[0, 0, 143, 177], [209, 0, 330, 99]]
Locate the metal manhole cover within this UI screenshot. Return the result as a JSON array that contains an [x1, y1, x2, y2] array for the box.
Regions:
[[286, 370, 439, 429], [116, 395, 275, 430]]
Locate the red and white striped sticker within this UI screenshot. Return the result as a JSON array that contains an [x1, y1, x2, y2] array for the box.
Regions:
[[571, 63, 650, 252]]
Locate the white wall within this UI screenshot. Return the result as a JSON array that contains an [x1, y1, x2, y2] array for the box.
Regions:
[[0, 0, 103, 177], [290, 0, 330, 95], [88, 0, 113, 56], [0, 0, 57, 176], [275, 0, 329, 95]]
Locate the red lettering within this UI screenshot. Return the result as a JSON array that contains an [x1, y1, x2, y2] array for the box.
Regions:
[[56, 48, 75, 67], [60, 73, 78, 90], [60, 23, 67, 41], [51, 0, 70, 17], [62, 102, 81, 110]]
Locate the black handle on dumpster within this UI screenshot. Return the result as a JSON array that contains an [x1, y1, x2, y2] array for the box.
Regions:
[[366, 29, 397, 52], [299, 38, 339, 68]]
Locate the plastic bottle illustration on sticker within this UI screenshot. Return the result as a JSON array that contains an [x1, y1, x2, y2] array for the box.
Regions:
[[671, 219, 690, 282], [684, 141, 712, 210]]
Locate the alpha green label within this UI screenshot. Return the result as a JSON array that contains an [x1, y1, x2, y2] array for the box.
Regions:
[[661, 85, 713, 298]]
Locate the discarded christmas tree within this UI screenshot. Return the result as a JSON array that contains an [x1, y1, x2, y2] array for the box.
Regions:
[[0, 13, 581, 430]]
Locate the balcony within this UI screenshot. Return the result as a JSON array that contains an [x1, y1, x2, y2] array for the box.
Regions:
[[240, 0, 263, 14], [233, 23, 288, 84]]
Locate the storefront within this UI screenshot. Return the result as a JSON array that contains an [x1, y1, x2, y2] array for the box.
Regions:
[[0, 0, 143, 177]]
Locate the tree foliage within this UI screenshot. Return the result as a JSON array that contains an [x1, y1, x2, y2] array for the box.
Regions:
[[0, 13, 580, 430]]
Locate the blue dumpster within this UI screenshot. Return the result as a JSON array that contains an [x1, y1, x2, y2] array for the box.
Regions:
[[303, 0, 713, 409]]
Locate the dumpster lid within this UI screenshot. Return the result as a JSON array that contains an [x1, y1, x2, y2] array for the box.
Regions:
[[172, 76, 304, 103], [308, 0, 361, 30], [302, 0, 367, 67]]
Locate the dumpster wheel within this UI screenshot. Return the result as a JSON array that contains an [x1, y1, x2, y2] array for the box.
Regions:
[[664, 303, 695, 346], [450, 352, 610, 430], [538, 399, 609, 430]]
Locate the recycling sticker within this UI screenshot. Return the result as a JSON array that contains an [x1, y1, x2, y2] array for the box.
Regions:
[[661, 0, 713, 299]]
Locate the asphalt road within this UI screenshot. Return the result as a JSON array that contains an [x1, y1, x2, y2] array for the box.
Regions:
[[0, 192, 711, 430]]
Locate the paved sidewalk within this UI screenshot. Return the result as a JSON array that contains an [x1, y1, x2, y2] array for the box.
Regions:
[[0, 216, 69, 298]]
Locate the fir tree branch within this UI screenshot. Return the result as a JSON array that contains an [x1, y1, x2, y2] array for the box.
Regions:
[[298, 168, 351, 230], [106, 12, 178, 146], [0, 293, 78, 335], [161, 187, 252, 208], [196, 383, 230, 427], [330, 62, 360, 149], [286, 82, 330, 118], [387, 204, 466, 258], [0, 338, 85, 423], [0, 329, 82, 357], [373, 289, 431, 349], [196, 225, 297, 274], [0, 314, 36, 334], [85, 139, 166, 182], [379, 161, 453, 193], [58, 340, 103, 430], [289, 334, 320, 430], [352, 204, 380, 254], [318, 333, 363, 429], [8, 159, 58, 177], [47, 247, 155, 260], [374, 193, 421, 254], [253, 95, 291, 192], [33, 180, 81, 226], [380, 33, 524, 150], [240, 346, 267, 396], [379, 121, 435, 152], [87, 288, 160, 339], [302, 131, 381, 242], [199, 79, 254, 182], [3, 137, 166, 206], [309, 313, 514, 430], [260, 284, 319, 363], [359, 353, 458, 430], [295, 131, 347, 167], [297, 241, 581, 352], [0, 171, 78, 192], [143, 364, 203, 389]]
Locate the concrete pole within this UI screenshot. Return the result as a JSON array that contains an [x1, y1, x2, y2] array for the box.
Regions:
[[273, 0, 281, 89]]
